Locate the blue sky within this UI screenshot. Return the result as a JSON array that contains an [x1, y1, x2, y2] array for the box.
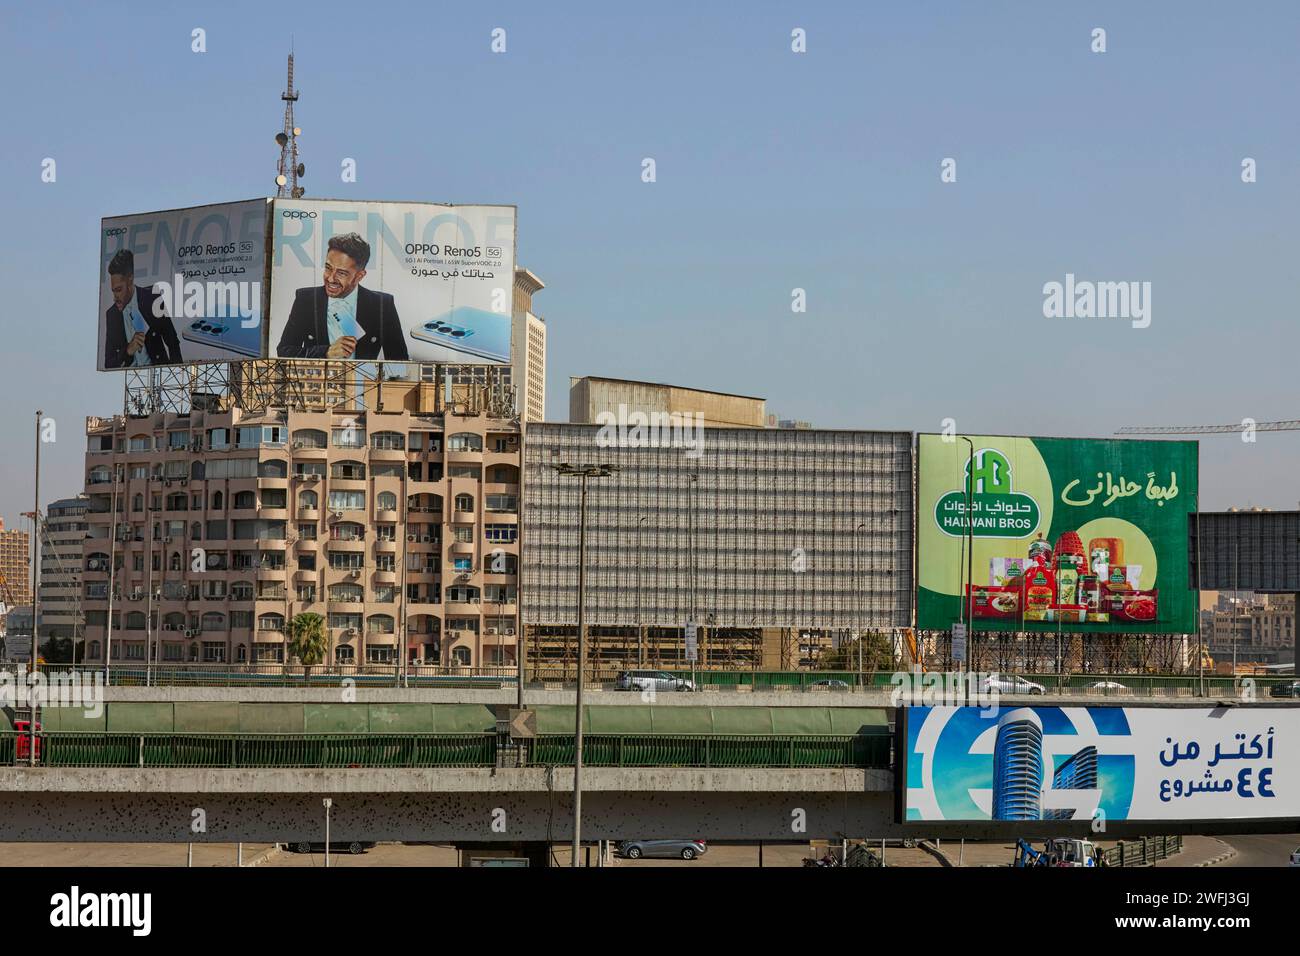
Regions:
[[2, 0, 1299, 524]]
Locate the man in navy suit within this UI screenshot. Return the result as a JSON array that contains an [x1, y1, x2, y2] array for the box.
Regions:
[[275, 232, 408, 361], [103, 249, 183, 368]]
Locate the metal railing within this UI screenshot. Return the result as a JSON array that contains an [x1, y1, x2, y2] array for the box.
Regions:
[[1, 731, 889, 770], [13, 663, 519, 688], [1102, 834, 1183, 866]]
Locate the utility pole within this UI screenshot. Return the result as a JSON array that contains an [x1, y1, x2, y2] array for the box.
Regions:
[[30, 410, 42, 765], [551, 462, 616, 867]]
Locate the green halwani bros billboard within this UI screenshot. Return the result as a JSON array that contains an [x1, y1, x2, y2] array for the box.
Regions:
[[916, 435, 1198, 634]]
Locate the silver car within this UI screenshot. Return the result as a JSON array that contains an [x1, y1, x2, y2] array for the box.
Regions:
[[618, 839, 708, 861], [981, 674, 1046, 696], [614, 670, 696, 693]]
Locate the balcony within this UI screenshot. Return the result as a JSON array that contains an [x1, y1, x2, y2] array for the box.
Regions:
[[372, 569, 397, 585], [255, 566, 287, 582], [374, 537, 397, 552]]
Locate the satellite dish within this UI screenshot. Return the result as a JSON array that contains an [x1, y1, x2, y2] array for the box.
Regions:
[[293, 127, 301, 136], [296, 163, 305, 177], [276, 174, 287, 187], [275, 132, 288, 146]]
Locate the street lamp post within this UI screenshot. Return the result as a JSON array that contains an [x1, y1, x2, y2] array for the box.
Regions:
[[552, 462, 617, 867], [854, 522, 866, 687], [959, 438, 974, 705]]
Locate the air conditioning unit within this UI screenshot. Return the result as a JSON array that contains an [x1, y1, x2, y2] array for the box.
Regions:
[[347, 570, 360, 579], [164, 536, 173, 544], [406, 534, 417, 542], [331, 511, 342, 520], [180, 478, 188, 486], [507, 436, 519, 445], [305, 474, 319, 482], [421, 535, 432, 542], [292, 441, 304, 449]]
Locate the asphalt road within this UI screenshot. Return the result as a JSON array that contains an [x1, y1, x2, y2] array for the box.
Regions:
[[1216, 833, 1299, 867]]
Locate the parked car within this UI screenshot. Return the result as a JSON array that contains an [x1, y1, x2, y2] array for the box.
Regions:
[[614, 670, 695, 693], [981, 674, 1046, 696], [290, 841, 376, 855], [1088, 681, 1128, 691], [1290, 847, 1300, 867], [1269, 682, 1300, 698], [812, 679, 850, 689], [617, 839, 707, 861]]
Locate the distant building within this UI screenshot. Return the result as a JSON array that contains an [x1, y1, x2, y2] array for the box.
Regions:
[[568, 376, 767, 429], [0, 519, 31, 610], [512, 269, 546, 424], [993, 708, 1044, 821], [40, 495, 88, 646]]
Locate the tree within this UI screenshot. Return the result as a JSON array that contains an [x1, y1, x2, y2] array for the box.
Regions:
[[818, 633, 893, 673], [288, 612, 330, 681]]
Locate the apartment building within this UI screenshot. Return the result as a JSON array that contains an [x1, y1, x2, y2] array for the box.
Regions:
[[39, 496, 88, 644], [81, 401, 521, 668], [0, 519, 31, 609]]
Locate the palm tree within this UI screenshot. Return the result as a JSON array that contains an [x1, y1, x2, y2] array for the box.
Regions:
[[288, 612, 330, 683]]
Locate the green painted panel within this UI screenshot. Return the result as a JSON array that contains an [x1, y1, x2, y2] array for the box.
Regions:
[[36, 706, 108, 733], [646, 707, 717, 735], [106, 703, 174, 733], [428, 704, 496, 734], [828, 708, 891, 735], [530, 705, 579, 734], [238, 703, 304, 734], [769, 708, 835, 735], [586, 705, 654, 734], [174, 702, 240, 733], [304, 703, 370, 734], [368, 704, 435, 733], [710, 707, 776, 736]]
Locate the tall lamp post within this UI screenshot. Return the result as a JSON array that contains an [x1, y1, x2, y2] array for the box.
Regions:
[[551, 461, 617, 867], [959, 438, 974, 703], [854, 522, 866, 687]]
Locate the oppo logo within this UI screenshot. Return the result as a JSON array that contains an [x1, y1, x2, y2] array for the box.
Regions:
[[105, 227, 127, 236], [282, 210, 317, 219]]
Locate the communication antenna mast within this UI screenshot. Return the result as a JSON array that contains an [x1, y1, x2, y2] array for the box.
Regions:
[[275, 52, 306, 198]]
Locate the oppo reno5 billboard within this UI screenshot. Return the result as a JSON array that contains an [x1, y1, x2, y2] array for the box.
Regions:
[[268, 199, 516, 364], [98, 199, 270, 370], [903, 705, 1293, 822], [916, 434, 1198, 633]]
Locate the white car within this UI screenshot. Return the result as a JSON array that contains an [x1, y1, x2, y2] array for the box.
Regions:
[[982, 674, 1046, 696], [1089, 680, 1128, 691]]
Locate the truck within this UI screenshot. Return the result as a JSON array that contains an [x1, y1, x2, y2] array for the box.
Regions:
[[1013, 838, 1099, 867]]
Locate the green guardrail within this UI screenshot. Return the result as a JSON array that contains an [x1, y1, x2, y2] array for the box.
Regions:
[[1, 732, 888, 770], [530, 733, 891, 769]]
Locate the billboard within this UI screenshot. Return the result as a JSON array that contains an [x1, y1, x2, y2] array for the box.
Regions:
[[916, 434, 1198, 633], [268, 199, 515, 364], [903, 704, 1292, 822], [98, 200, 270, 370]]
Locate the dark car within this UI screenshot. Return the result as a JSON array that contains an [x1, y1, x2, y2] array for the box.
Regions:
[[289, 841, 376, 855], [1269, 681, 1300, 698], [617, 839, 707, 861]]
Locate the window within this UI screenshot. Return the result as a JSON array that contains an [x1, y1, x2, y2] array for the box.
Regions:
[[298, 490, 318, 510], [491, 437, 511, 453], [375, 524, 396, 541], [254, 644, 284, 663], [258, 614, 285, 632], [329, 612, 362, 631], [298, 553, 317, 571], [129, 464, 149, 479], [328, 552, 364, 570], [163, 643, 185, 661], [447, 433, 482, 452], [335, 645, 355, 663], [168, 432, 189, 450], [207, 428, 230, 450], [372, 463, 403, 478], [230, 611, 253, 629], [203, 643, 226, 663], [486, 494, 517, 513], [292, 429, 327, 449], [128, 435, 153, 452], [370, 431, 405, 451], [329, 583, 364, 603], [294, 461, 326, 478], [205, 458, 258, 479], [331, 425, 366, 449], [452, 557, 472, 572], [367, 614, 395, 635], [261, 489, 287, 509], [328, 490, 365, 511], [375, 554, 395, 572], [455, 494, 475, 512], [373, 585, 395, 603], [330, 522, 365, 541], [298, 521, 317, 539], [331, 460, 366, 480], [296, 584, 317, 603], [447, 465, 480, 479], [366, 646, 396, 664], [485, 525, 517, 543], [237, 425, 286, 448], [88, 466, 111, 485], [453, 526, 474, 543], [231, 582, 254, 601], [451, 647, 472, 666], [233, 491, 256, 510], [259, 459, 288, 479], [201, 612, 226, 632], [376, 491, 397, 511], [447, 586, 480, 604]]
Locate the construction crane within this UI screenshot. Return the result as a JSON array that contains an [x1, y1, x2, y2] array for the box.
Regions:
[[1117, 420, 1300, 435]]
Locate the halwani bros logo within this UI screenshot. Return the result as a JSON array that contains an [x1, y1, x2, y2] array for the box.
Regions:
[[935, 448, 1041, 538]]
